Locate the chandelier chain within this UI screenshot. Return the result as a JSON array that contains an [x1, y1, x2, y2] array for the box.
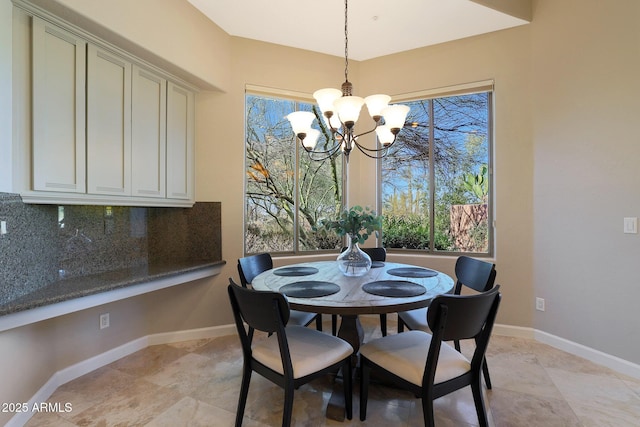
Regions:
[[344, 0, 349, 83]]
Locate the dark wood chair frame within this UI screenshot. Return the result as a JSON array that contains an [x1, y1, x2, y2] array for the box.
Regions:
[[398, 255, 497, 389], [228, 279, 353, 427], [237, 253, 322, 331], [360, 286, 501, 427]]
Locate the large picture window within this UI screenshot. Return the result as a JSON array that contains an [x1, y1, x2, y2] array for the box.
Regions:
[[244, 91, 343, 254], [245, 84, 493, 256], [381, 86, 493, 255]]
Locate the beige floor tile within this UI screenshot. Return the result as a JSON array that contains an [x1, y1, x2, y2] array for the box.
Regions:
[[107, 344, 189, 377], [146, 396, 263, 427], [144, 352, 220, 396], [42, 366, 136, 420], [23, 320, 640, 427], [488, 387, 581, 427], [24, 412, 77, 427], [68, 378, 181, 426], [546, 367, 640, 427]]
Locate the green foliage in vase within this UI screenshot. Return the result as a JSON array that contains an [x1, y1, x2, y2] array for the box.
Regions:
[[315, 205, 382, 245]]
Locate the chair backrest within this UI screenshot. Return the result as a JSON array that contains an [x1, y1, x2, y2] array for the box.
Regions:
[[453, 256, 496, 294], [423, 286, 501, 388], [362, 247, 386, 262], [228, 278, 290, 333], [340, 247, 386, 261], [237, 253, 273, 286]]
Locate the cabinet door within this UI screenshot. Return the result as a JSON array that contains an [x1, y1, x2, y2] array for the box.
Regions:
[[87, 44, 132, 196], [132, 66, 166, 198], [166, 82, 194, 200], [32, 17, 86, 193]]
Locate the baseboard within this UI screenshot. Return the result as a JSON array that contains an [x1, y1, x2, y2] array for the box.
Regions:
[[493, 323, 640, 380], [492, 323, 535, 339], [533, 329, 640, 379], [7, 324, 236, 427], [146, 324, 236, 346]]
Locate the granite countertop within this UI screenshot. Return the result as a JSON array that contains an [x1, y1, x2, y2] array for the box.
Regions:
[[0, 260, 225, 317]]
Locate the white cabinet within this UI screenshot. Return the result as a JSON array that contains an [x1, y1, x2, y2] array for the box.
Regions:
[[132, 65, 167, 198], [166, 82, 194, 200], [86, 44, 132, 196], [32, 17, 86, 193], [26, 17, 196, 207]]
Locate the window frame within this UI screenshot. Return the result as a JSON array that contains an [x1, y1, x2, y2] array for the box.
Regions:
[[243, 85, 347, 256], [378, 80, 495, 257]]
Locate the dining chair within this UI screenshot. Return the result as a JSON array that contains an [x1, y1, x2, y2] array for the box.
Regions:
[[334, 247, 388, 336], [359, 286, 501, 427], [397, 255, 497, 388], [237, 253, 322, 330], [228, 279, 353, 427]]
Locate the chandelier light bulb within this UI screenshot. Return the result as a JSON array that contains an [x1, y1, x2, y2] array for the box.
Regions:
[[313, 88, 342, 115], [375, 125, 395, 147], [382, 104, 410, 131], [286, 111, 315, 136], [302, 128, 321, 149], [364, 94, 391, 119], [334, 96, 364, 126]]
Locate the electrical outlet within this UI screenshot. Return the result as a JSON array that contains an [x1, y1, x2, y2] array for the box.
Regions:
[[535, 297, 545, 312], [624, 217, 638, 234], [100, 313, 110, 329]]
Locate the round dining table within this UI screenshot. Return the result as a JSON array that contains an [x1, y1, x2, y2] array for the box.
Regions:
[[251, 260, 454, 354], [252, 259, 454, 421]]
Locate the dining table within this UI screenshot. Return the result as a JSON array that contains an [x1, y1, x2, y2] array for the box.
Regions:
[[251, 259, 454, 421]]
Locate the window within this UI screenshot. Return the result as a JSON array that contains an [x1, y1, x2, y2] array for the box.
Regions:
[[245, 84, 493, 256], [381, 85, 493, 255], [244, 90, 343, 254]]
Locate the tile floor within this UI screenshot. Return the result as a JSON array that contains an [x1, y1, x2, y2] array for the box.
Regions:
[[25, 316, 640, 427]]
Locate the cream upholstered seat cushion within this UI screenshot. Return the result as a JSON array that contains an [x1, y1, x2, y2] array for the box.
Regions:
[[400, 307, 430, 331], [288, 310, 317, 328], [253, 326, 353, 379], [360, 330, 470, 386]]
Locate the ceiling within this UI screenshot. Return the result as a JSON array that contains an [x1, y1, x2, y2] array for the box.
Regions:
[[187, 0, 530, 61]]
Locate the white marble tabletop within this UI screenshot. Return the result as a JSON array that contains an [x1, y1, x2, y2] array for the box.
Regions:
[[251, 260, 454, 316]]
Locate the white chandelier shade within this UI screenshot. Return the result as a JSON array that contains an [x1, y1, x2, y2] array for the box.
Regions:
[[381, 105, 411, 131]]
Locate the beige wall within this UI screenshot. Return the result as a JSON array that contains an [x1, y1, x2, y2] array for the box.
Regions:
[[3, 0, 640, 423], [531, 0, 640, 362]]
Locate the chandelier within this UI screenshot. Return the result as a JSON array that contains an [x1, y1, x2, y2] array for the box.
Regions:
[[286, 0, 410, 162]]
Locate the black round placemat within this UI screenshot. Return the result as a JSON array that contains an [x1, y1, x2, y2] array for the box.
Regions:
[[362, 280, 426, 297], [387, 267, 438, 278], [279, 281, 340, 298], [273, 266, 319, 277], [371, 261, 385, 268]]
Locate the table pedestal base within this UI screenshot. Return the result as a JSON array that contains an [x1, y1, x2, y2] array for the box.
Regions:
[[326, 314, 363, 421]]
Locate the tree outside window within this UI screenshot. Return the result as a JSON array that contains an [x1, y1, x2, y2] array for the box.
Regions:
[[244, 94, 343, 254], [381, 91, 492, 254]]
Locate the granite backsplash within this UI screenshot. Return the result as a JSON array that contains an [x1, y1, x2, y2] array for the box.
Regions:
[[0, 193, 221, 306]]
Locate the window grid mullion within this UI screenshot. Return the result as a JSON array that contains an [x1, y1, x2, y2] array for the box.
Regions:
[[428, 99, 436, 253]]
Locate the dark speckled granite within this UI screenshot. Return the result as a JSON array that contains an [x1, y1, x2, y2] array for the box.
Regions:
[[1, 261, 224, 316], [0, 193, 222, 316]]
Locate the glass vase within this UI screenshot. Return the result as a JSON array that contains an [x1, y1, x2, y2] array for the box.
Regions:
[[337, 234, 372, 277]]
